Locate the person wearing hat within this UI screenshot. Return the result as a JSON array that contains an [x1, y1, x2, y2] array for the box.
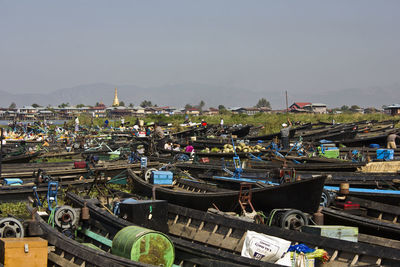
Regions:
[[387, 133, 400, 149], [137, 144, 145, 155], [153, 122, 166, 149], [280, 119, 292, 150]]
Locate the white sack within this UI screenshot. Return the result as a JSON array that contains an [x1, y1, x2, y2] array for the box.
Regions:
[[241, 230, 291, 262]]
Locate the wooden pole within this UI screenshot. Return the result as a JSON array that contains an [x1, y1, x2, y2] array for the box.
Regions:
[[285, 90, 289, 114]]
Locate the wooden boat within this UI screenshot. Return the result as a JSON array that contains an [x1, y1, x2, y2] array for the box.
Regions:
[[304, 129, 358, 143], [247, 123, 312, 141], [38, 151, 81, 159], [159, 148, 253, 159], [0, 160, 159, 179], [297, 124, 357, 142], [229, 125, 252, 138], [356, 123, 394, 134], [128, 169, 326, 214], [256, 157, 366, 172], [1, 151, 40, 163], [30, 198, 275, 266], [298, 120, 396, 140], [182, 157, 363, 171], [0, 175, 94, 203], [172, 125, 209, 139], [67, 192, 400, 266], [175, 159, 366, 180], [334, 128, 400, 147], [175, 161, 400, 195], [328, 187, 400, 206], [339, 147, 400, 157], [246, 120, 396, 145], [322, 196, 400, 241], [0, 160, 161, 203], [300, 171, 400, 189], [27, 206, 152, 267]]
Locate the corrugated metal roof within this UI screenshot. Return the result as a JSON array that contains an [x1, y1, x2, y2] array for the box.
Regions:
[[311, 103, 327, 107], [387, 104, 400, 108], [291, 102, 311, 109]]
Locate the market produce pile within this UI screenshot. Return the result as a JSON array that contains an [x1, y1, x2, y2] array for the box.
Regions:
[[200, 142, 265, 153]]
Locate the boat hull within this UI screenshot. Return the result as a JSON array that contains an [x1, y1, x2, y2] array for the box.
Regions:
[[128, 169, 326, 214]]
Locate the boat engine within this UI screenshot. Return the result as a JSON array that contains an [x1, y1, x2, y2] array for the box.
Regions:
[[54, 205, 78, 229], [267, 209, 308, 231], [0, 217, 24, 238]]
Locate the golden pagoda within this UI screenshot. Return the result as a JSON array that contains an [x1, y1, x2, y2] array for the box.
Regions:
[[112, 87, 119, 106]]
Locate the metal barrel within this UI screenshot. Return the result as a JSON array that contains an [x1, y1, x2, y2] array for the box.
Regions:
[[112, 225, 175, 267]]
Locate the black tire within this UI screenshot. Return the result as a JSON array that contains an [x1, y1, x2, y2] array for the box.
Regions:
[[320, 189, 332, 207]]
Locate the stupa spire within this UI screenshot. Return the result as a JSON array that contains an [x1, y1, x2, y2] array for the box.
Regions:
[[112, 87, 119, 106]]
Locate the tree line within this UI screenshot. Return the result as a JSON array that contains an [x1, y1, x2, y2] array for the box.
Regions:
[[7, 99, 381, 113]]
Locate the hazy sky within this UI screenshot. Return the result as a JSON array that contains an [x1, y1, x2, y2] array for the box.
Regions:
[[1, 0, 399, 94]]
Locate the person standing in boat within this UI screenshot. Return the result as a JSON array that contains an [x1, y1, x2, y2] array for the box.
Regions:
[[145, 126, 151, 136], [184, 114, 190, 124], [280, 119, 292, 150], [153, 122, 165, 149], [387, 133, 400, 149], [154, 123, 164, 139], [74, 117, 79, 132]]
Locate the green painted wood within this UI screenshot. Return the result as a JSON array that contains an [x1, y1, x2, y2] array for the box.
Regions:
[[81, 228, 113, 247]]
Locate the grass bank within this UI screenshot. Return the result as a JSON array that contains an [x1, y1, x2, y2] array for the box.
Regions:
[[76, 113, 396, 135]]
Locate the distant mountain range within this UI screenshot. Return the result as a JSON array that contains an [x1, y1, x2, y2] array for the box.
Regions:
[[1, 82, 399, 109]]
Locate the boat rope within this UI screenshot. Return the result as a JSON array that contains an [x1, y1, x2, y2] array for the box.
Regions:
[[267, 209, 279, 226], [48, 208, 56, 228]]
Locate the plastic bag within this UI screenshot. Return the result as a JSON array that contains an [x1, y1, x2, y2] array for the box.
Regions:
[[241, 230, 291, 262], [276, 252, 315, 267], [288, 244, 315, 254]]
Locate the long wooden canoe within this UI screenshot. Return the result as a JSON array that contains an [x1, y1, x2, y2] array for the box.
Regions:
[[128, 169, 325, 214], [67, 192, 400, 266]]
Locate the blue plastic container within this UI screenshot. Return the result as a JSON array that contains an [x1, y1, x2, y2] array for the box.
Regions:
[[376, 149, 394, 160], [3, 178, 23, 185], [369, 144, 380, 148], [151, 171, 173, 185]]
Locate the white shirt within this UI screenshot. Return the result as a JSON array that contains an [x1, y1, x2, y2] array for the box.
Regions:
[[164, 143, 172, 150], [220, 119, 224, 126]]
